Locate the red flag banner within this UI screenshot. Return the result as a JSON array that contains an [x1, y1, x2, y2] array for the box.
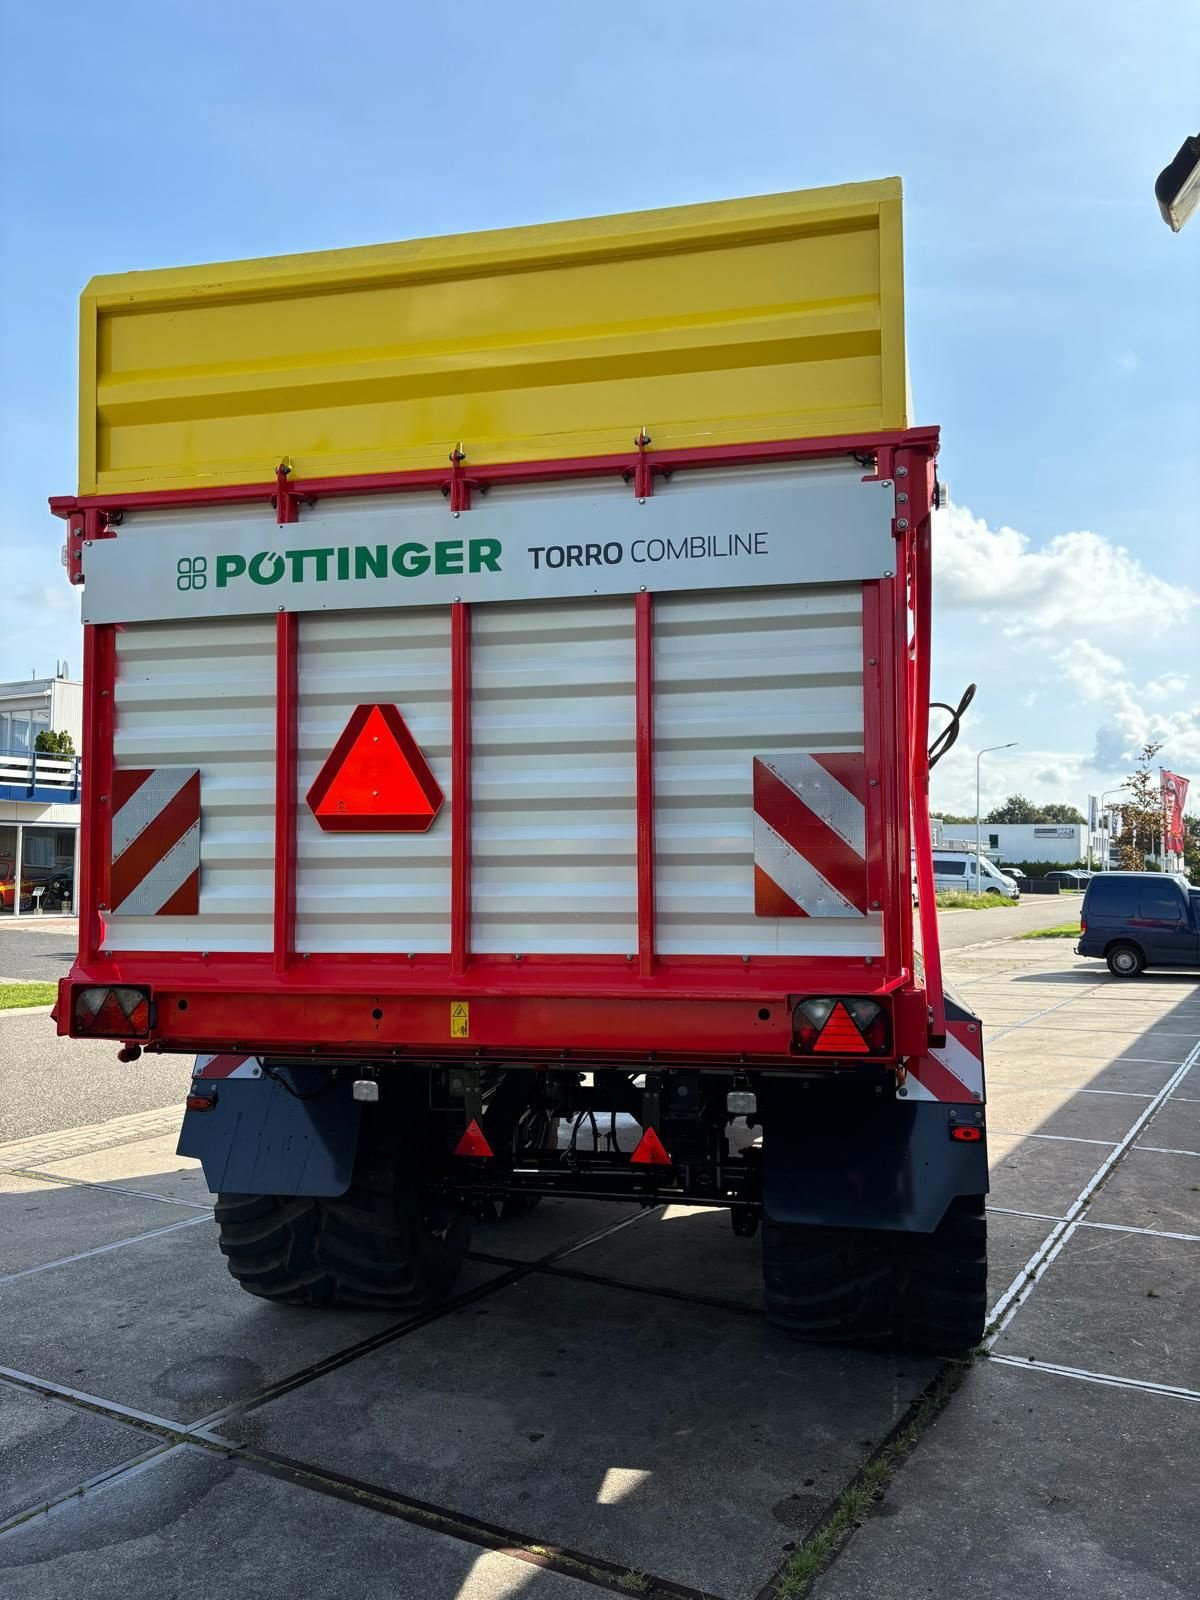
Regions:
[[1161, 770, 1190, 855]]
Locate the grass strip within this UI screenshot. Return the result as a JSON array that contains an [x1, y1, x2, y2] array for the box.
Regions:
[[766, 1357, 974, 1599], [0, 982, 57, 1009], [934, 891, 1019, 910]]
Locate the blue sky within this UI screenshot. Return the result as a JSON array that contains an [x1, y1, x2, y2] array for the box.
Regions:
[[2, 0, 1197, 814]]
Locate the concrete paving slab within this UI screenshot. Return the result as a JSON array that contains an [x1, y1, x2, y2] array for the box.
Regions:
[[985, 1210, 1053, 1317], [561, 1202, 763, 1310], [986, 1133, 1102, 1216], [0, 1444, 597, 1600], [0, 1221, 506, 1423], [996, 1228, 1199, 1389], [1140, 1095, 1200, 1154], [984, 1027, 1186, 1061], [236, 1271, 940, 1599], [809, 1361, 1199, 1600], [33, 1135, 214, 1207], [471, 1196, 651, 1265], [986, 1052, 1187, 1095], [1084, 1148, 1200, 1234], [986, 1083, 1140, 1143], [0, 1383, 152, 1526], [0, 1173, 202, 1277]]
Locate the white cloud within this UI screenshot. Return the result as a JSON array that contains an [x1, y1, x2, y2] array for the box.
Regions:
[[934, 504, 1197, 639], [1054, 640, 1200, 776], [931, 503, 1199, 817]]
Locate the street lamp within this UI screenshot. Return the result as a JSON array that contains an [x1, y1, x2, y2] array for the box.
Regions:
[[975, 743, 1017, 892], [1099, 786, 1132, 872]]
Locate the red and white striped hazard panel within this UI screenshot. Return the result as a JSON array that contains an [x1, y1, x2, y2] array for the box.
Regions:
[[752, 753, 868, 918], [194, 1054, 260, 1080], [110, 767, 201, 916], [905, 1017, 984, 1104]]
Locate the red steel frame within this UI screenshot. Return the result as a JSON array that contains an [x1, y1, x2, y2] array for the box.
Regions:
[[53, 428, 944, 1061]]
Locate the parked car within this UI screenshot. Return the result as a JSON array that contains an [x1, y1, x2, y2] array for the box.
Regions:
[[1077, 872, 1200, 976], [0, 859, 34, 912], [931, 853, 1021, 898]]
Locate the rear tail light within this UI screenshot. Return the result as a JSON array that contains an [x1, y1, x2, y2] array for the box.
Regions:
[[1080, 918, 1087, 935], [793, 997, 892, 1057], [73, 986, 153, 1039]]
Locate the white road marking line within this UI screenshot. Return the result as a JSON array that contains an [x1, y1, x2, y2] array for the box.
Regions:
[[1077, 1220, 1200, 1244], [986, 1353, 1200, 1404], [0, 1367, 190, 1433], [986, 1205, 1068, 1222], [1134, 1145, 1200, 1158], [0, 1441, 187, 1538], [986, 1039, 1200, 1344], [10, 1167, 213, 1211], [989, 1131, 1118, 1147], [0, 1213, 210, 1285], [1077, 1088, 1154, 1098]]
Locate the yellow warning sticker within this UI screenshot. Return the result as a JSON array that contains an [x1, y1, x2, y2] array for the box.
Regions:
[[450, 1001, 470, 1039]]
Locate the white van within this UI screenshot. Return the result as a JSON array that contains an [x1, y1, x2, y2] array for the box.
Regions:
[[931, 853, 1021, 899]]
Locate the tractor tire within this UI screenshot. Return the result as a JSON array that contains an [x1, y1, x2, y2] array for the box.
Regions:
[[762, 1195, 987, 1354], [1106, 942, 1144, 978], [216, 1118, 469, 1311]]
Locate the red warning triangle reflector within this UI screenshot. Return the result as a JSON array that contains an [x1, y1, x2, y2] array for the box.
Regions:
[[454, 1118, 494, 1159], [630, 1127, 672, 1166], [306, 704, 444, 833], [813, 1001, 869, 1054]]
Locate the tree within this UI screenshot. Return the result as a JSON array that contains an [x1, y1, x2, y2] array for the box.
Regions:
[[1039, 802, 1086, 824], [1183, 813, 1200, 888], [1115, 742, 1164, 870], [984, 794, 1039, 824], [34, 729, 76, 755]]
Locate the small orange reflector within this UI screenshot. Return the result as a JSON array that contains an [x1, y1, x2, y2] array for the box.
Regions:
[[813, 1001, 869, 1055], [185, 1092, 216, 1113], [454, 1118, 494, 1159], [630, 1127, 672, 1166], [951, 1125, 983, 1142]]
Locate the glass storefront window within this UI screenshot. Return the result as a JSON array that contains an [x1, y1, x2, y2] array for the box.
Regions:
[[0, 824, 17, 915], [21, 826, 76, 912], [0, 824, 78, 915]]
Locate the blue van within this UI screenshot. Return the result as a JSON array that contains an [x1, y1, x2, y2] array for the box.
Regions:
[[1077, 872, 1200, 977]]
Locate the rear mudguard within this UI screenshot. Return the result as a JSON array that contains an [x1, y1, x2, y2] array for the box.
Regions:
[[759, 1081, 988, 1234], [177, 1063, 362, 1197]]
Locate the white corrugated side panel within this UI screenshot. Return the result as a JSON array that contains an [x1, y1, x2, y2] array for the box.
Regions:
[[653, 585, 880, 957], [112, 619, 275, 951], [471, 597, 637, 955], [295, 608, 451, 953]]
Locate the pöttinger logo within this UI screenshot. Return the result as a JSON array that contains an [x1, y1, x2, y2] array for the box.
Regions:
[[177, 556, 208, 592]]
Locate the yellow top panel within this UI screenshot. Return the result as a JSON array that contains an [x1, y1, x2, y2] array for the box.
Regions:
[[79, 179, 906, 496]]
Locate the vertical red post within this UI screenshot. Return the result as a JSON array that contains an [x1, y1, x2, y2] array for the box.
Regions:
[[450, 602, 471, 977], [898, 445, 946, 1044], [273, 612, 298, 974], [860, 582, 888, 954], [80, 616, 115, 964], [635, 591, 656, 975]]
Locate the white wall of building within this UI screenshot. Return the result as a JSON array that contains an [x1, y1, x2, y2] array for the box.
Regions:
[[984, 823, 1089, 865]]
